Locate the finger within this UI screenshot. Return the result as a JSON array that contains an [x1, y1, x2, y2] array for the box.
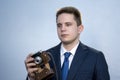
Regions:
[[25, 57, 34, 64], [28, 68, 38, 74], [29, 73, 35, 78], [28, 68, 38, 78], [27, 53, 34, 59], [26, 63, 36, 68], [25, 57, 35, 70]]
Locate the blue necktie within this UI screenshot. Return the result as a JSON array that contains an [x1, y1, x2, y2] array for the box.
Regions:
[[62, 52, 71, 80]]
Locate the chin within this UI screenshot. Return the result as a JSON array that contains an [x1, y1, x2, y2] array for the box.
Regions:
[[60, 38, 73, 44], [61, 40, 72, 45]]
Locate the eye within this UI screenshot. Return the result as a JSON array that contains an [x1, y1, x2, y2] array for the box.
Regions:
[[66, 22, 72, 27], [57, 23, 62, 28]]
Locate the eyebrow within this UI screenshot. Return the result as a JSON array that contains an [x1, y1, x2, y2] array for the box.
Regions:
[[57, 21, 72, 24]]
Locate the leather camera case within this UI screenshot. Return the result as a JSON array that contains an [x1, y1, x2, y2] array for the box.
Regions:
[[32, 51, 54, 80]]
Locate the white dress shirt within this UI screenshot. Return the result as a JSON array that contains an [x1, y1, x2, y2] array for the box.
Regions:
[[60, 42, 79, 68]]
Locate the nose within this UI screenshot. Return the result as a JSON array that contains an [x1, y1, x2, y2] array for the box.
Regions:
[[61, 25, 66, 31]]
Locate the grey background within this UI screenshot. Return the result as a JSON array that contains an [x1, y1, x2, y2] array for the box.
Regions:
[[0, 0, 120, 80]]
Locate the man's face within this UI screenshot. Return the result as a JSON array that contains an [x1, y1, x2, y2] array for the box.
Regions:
[[56, 13, 83, 44]]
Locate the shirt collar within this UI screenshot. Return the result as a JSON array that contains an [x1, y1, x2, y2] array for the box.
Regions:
[[60, 41, 80, 57]]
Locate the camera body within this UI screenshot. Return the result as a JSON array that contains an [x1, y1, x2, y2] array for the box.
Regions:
[[32, 51, 54, 80]]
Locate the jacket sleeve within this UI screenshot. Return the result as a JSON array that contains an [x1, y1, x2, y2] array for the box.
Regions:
[[94, 52, 110, 80]]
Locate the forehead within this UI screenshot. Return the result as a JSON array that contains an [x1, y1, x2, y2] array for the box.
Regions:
[[57, 13, 75, 23]]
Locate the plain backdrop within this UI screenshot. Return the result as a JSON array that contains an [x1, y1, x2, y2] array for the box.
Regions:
[[0, 0, 120, 80]]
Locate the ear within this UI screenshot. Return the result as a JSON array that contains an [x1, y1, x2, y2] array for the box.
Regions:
[[78, 24, 84, 33]]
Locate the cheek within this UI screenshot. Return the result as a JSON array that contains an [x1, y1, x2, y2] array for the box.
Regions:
[[57, 29, 61, 36], [70, 27, 79, 34], [69, 30, 77, 38], [57, 28, 59, 33], [77, 29, 81, 34]]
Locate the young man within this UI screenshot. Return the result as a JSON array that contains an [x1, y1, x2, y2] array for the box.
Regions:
[[25, 6, 110, 80]]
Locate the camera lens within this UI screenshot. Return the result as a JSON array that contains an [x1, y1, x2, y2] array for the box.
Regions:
[[34, 56, 42, 64]]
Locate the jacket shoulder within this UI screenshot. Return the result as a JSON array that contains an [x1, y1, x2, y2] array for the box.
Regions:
[[81, 43, 104, 56], [46, 43, 61, 53]]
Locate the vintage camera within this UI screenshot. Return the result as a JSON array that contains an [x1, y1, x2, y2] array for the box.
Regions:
[[32, 51, 54, 80]]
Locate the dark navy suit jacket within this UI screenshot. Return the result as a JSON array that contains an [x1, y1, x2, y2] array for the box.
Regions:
[[26, 42, 110, 80], [47, 42, 110, 80]]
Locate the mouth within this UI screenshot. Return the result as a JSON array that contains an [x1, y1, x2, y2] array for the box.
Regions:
[[61, 34, 69, 37]]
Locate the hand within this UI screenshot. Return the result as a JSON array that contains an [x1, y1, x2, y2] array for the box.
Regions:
[[25, 53, 38, 79]]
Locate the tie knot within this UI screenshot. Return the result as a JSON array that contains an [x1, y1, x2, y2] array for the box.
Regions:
[[64, 52, 71, 59]]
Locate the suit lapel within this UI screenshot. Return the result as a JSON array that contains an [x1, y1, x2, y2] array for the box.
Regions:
[[67, 43, 88, 80], [51, 43, 62, 80]]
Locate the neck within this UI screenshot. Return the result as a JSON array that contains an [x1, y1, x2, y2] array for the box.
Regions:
[[62, 39, 79, 51]]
